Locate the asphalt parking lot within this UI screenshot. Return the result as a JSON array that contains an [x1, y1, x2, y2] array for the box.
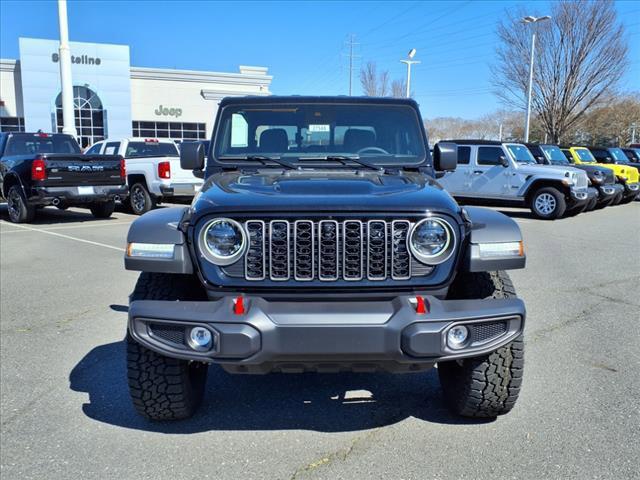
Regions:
[[1, 202, 639, 480]]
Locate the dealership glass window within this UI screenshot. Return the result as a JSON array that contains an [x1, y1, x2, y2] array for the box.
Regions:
[[55, 86, 105, 148], [0, 117, 25, 132], [132, 121, 206, 141]]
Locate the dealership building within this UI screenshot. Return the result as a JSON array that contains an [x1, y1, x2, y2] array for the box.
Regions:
[[0, 37, 272, 147]]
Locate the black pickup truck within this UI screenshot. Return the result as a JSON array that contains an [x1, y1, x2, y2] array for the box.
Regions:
[[0, 132, 127, 223]]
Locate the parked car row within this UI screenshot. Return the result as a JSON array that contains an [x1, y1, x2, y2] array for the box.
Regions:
[[436, 140, 639, 219], [2, 129, 637, 224]]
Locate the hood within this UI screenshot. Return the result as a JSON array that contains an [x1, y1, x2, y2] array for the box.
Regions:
[[191, 169, 460, 216], [517, 163, 577, 176]]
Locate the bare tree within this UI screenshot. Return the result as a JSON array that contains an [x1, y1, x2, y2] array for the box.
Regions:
[[360, 61, 408, 97], [360, 61, 390, 96], [493, 0, 629, 143], [391, 79, 407, 98]]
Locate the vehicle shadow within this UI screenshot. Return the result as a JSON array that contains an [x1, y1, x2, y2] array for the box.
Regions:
[[0, 203, 123, 225], [496, 209, 536, 220], [69, 340, 493, 433]]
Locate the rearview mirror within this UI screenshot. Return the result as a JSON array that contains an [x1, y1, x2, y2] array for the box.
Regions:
[[433, 142, 457, 171], [180, 142, 205, 171], [499, 155, 510, 167]]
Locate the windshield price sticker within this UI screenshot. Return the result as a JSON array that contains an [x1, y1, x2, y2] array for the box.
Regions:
[[308, 124, 330, 133]]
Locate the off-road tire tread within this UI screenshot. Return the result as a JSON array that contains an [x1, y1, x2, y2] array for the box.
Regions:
[[126, 272, 208, 421], [439, 271, 524, 418]]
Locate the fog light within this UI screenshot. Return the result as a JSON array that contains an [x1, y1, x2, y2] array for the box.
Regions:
[[188, 327, 212, 351], [447, 325, 469, 350]]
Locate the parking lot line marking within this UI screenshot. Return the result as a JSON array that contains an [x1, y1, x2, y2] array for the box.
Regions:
[[0, 221, 125, 252], [0, 221, 132, 233]]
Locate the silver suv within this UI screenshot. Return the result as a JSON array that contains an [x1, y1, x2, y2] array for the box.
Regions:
[[437, 140, 591, 219]]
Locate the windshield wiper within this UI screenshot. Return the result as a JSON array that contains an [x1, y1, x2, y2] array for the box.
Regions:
[[221, 155, 297, 170], [298, 155, 384, 172]]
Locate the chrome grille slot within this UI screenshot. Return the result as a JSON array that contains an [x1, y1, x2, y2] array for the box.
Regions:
[[367, 220, 387, 280], [234, 218, 441, 283], [294, 220, 315, 281], [391, 220, 411, 280], [245, 221, 266, 280], [343, 220, 364, 280], [318, 220, 339, 281], [269, 220, 290, 281]]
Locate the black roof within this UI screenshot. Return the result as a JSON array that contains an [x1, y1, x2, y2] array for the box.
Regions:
[[218, 95, 420, 108], [443, 139, 504, 145]]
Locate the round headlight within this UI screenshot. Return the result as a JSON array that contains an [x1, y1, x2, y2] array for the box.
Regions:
[[409, 218, 455, 265], [199, 218, 246, 265]]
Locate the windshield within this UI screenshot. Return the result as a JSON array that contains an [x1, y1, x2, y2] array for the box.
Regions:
[[609, 148, 629, 163], [5, 133, 80, 155], [506, 144, 536, 163], [214, 103, 427, 165], [125, 141, 179, 158], [540, 145, 570, 165], [574, 148, 596, 162]]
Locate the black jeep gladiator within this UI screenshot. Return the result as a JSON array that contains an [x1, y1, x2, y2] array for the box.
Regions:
[[0, 132, 127, 223], [124, 96, 527, 420]]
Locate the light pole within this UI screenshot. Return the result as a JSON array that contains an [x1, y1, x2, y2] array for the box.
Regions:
[[522, 15, 550, 142], [400, 48, 420, 98], [57, 0, 77, 137]]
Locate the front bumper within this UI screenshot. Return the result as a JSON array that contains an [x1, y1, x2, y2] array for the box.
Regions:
[[568, 187, 589, 206], [128, 295, 525, 373], [29, 185, 128, 206], [622, 182, 640, 197], [596, 183, 624, 202]]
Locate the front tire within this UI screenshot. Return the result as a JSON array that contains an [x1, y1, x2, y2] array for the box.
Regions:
[[126, 272, 208, 420], [439, 271, 524, 418], [529, 187, 566, 219], [89, 200, 115, 218], [6, 185, 36, 223], [129, 182, 156, 215]]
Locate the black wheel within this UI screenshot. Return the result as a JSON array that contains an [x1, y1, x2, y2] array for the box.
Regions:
[[529, 187, 566, 219], [89, 200, 115, 218], [611, 191, 624, 205], [127, 272, 208, 421], [439, 271, 524, 418], [129, 182, 156, 215], [619, 194, 636, 205], [586, 197, 598, 211], [6, 185, 36, 223]]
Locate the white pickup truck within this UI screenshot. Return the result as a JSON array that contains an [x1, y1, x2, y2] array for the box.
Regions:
[[85, 138, 204, 214]]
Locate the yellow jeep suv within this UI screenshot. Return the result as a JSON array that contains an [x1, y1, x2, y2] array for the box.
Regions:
[[563, 147, 639, 204]]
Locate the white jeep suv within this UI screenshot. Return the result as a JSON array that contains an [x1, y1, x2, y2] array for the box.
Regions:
[[437, 140, 591, 219]]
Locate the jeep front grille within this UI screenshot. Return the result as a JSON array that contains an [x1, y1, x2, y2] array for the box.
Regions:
[[241, 219, 433, 282]]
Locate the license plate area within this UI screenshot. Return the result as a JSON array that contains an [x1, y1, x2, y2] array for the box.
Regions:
[[78, 186, 95, 195]]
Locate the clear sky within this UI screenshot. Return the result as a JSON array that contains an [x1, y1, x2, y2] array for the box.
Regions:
[[1, 0, 638, 119]]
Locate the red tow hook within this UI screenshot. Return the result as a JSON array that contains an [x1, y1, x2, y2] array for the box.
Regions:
[[233, 296, 246, 315], [415, 296, 429, 315]]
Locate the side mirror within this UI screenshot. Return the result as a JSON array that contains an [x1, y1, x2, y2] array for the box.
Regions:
[[499, 155, 510, 167], [433, 142, 457, 171], [180, 142, 205, 171]]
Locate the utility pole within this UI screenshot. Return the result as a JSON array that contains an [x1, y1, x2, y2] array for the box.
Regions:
[[498, 123, 503, 141], [631, 123, 637, 144], [57, 0, 76, 137], [522, 15, 551, 143], [346, 34, 359, 96]]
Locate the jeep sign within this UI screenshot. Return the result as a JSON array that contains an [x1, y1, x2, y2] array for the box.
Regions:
[[154, 105, 183, 118]]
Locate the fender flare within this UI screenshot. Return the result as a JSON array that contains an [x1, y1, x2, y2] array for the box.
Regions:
[[125, 207, 193, 274], [1, 172, 27, 199], [463, 206, 525, 272]]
